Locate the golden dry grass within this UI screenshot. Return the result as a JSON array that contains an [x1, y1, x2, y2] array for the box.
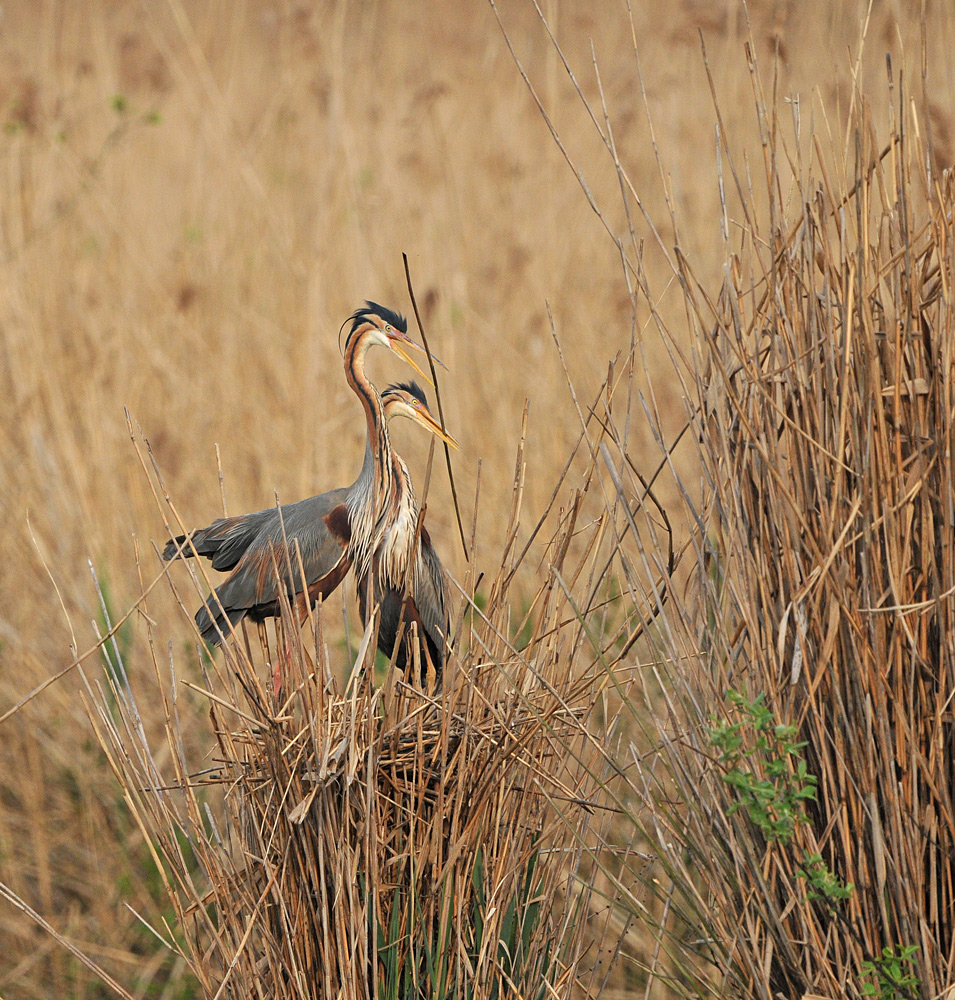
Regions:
[[2, 2, 955, 998]]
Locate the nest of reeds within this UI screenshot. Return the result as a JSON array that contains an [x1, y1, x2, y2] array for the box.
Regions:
[[89, 615, 597, 999], [199, 642, 581, 993], [84, 406, 638, 1000]]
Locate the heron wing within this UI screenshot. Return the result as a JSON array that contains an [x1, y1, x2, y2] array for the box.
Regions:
[[164, 508, 281, 571], [366, 527, 451, 676], [413, 529, 451, 663], [214, 488, 351, 611], [194, 488, 353, 644]]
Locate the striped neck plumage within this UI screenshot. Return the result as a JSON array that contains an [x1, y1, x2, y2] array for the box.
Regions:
[[344, 326, 395, 578], [376, 452, 420, 593]]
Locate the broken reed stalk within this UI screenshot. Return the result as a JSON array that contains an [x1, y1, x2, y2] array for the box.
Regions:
[[84, 412, 647, 999]]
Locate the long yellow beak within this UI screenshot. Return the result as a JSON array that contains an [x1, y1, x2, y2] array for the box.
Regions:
[[389, 338, 435, 386], [402, 337, 448, 371], [407, 405, 459, 450]]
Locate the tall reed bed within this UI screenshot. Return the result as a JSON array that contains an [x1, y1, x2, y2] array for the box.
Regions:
[[8, 7, 955, 999], [534, 15, 955, 996]]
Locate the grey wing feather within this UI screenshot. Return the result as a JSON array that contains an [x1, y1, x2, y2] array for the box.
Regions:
[[188, 488, 352, 645], [213, 488, 350, 611], [415, 536, 451, 660], [164, 508, 279, 570]]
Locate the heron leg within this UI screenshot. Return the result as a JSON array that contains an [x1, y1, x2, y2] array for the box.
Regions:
[[254, 620, 284, 701], [273, 659, 284, 701], [273, 597, 317, 701]]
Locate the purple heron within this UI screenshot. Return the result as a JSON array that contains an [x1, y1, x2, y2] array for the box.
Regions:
[[163, 303, 454, 661]]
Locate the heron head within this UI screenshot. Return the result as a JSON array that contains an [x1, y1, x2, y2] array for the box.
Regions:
[[381, 380, 459, 450], [345, 301, 446, 384]]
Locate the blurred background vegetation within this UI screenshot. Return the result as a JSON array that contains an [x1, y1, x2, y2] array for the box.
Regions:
[[2, 2, 955, 997]]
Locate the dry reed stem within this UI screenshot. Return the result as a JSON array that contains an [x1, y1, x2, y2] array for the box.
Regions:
[[81, 397, 649, 999], [488, 5, 955, 998]]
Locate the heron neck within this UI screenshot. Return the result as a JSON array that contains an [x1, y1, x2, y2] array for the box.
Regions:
[[377, 452, 419, 590], [354, 437, 375, 493], [345, 332, 393, 500]]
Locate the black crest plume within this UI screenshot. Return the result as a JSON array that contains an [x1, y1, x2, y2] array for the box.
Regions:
[[348, 301, 408, 336], [383, 380, 429, 409]]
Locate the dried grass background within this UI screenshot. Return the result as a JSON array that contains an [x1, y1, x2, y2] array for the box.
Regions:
[[3, 2, 955, 998]]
